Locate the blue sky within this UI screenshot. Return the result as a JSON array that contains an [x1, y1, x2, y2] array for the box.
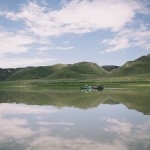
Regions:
[[0, 0, 150, 68]]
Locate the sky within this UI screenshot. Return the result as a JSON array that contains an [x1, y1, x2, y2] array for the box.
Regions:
[[0, 0, 150, 68]]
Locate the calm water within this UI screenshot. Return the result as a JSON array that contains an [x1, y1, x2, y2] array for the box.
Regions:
[[0, 88, 150, 150]]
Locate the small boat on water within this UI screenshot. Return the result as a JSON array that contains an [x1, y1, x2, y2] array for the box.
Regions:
[[80, 85, 92, 90], [80, 85, 104, 91]]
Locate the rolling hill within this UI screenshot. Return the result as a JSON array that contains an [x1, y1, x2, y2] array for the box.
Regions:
[[0, 68, 16, 81], [68, 62, 107, 75], [2, 62, 107, 80], [8, 64, 67, 80], [112, 54, 150, 76], [0, 54, 150, 81], [47, 62, 108, 79]]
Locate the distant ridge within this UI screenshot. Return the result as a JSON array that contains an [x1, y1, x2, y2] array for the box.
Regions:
[[47, 62, 107, 79], [2, 62, 107, 80], [0, 68, 16, 80], [112, 54, 150, 76], [0, 54, 150, 81], [8, 64, 67, 80]]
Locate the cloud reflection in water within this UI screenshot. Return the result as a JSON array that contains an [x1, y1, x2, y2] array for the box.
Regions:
[[0, 103, 150, 150]]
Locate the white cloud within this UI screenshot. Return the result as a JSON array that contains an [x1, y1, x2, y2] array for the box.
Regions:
[[1, 0, 145, 37], [27, 136, 128, 150], [0, 29, 57, 68], [0, 0, 149, 68], [0, 30, 36, 55], [0, 57, 56, 68], [101, 25, 150, 53], [49, 46, 74, 50], [0, 27, 73, 68], [37, 46, 74, 51], [0, 103, 57, 114], [0, 103, 57, 143], [101, 117, 150, 145], [64, 41, 70, 44], [126, 29, 150, 49], [0, 103, 150, 149], [0, 117, 34, 141], [101, 117, 133, 135], [101, 37, 130, 52], [38, 121, 75, 126], [0, 28, 54, 56]]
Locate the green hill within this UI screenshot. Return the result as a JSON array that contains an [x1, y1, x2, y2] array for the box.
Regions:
[[47, 62, 107, 79], [68, 62, 107, 75], [0, 54, 150, 81], [47, 68, 85, 79], [112, 54, 150, 76], [0, 68, 16, 81], [7, 62, 107, 80], [8, 64, 67, 80]]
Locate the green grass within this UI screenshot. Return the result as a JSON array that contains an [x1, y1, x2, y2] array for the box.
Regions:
[[0, 76, 149, 89]]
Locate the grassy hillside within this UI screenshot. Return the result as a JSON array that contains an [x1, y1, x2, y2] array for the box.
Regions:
[[0, 54, 150, 81], [47, 68, 85, 79], [9, 64, 66, 80], [0, 68, 16, 81], [47, 62, 108, 80], [68, 62, 107, 75], [7, 62, 108, 80], [112, 54, 150, 76]]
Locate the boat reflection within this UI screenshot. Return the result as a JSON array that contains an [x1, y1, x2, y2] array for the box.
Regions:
[[80, 88, 103, 92], [80, 85, 104, 92]]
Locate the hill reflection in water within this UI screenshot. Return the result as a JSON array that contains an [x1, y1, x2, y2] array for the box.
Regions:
[[0, 88, 150, 150], [0, 88, 150, 115]]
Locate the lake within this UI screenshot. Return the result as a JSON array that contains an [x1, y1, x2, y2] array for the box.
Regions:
[[0, 88, 150, 150]]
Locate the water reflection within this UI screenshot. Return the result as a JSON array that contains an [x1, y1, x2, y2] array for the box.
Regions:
[[0, 88, 150, 150], [81, 88, 103, 92], [0, 88, 150, 114]]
